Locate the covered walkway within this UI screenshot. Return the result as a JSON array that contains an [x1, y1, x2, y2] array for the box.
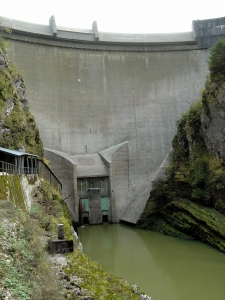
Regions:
[[0, 147, 38, 175]]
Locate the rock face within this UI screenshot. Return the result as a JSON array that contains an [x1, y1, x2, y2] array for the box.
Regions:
[[139, 68, 225, 252], [14, 77, 29, 109], [162, 199, 225, 252], [0, 39, 43, 156], [201, 84, 225, 160]]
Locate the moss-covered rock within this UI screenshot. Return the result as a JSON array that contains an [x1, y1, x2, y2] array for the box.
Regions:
[[30, 181, 73, 239], [162, 199, 225, 252], [0, 174, 25, 209], [0, 36, 43, 157], [63, 250, 142, 300], [214, 198, 225, 216]]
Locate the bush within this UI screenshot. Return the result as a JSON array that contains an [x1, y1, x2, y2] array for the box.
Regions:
[[208, 38, 225, 83], [30, 203, 43, 219], [0, 201, 61, 300]]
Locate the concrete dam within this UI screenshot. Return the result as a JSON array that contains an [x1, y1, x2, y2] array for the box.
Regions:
[[1, 16, 225, 224]]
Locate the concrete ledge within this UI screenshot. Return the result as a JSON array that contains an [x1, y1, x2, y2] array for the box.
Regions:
[[47, 239, 74, 254], [1, 15, 224, 50], [0, 16, 194, 43], [0, 15, 197, 50]]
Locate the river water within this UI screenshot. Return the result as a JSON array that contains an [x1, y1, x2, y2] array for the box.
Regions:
[[78, 224, 225, 300]]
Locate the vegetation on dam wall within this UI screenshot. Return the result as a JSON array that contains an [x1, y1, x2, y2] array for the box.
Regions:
[[139, 38, 225, 252], [0, 36, 43, 157]]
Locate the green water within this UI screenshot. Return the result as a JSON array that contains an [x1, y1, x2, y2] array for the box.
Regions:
[[78, 224, 225, 300]]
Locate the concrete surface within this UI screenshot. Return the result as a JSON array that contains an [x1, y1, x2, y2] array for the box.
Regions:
[[1, 16, 224, 223], [88, 188, 102, 224]]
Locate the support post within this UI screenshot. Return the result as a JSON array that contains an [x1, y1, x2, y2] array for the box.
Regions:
[[58, 224, 64, 239]]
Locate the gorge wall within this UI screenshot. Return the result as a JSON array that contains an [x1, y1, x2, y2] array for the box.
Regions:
[[1, 16, 224, 223]]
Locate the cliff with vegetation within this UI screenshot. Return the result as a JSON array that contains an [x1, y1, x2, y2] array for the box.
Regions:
[[139, 38, 225, 253], [0, 35, 43, 157]]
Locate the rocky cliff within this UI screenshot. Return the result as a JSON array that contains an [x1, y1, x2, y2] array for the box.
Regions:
[[0, 36, 43, 156], [139, 38, 225, 252]]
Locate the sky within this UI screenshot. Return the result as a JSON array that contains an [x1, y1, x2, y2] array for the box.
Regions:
[[0, 0, 224, 33]]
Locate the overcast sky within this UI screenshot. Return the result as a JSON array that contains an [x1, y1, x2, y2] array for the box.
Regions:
[[1, 0, 224, 33]]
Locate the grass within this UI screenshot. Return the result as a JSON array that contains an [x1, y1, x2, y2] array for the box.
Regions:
[[0, 200, 61, 300]]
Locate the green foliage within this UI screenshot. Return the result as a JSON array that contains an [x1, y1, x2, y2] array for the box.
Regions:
[[0, 175, 25, 209], [0, 176, 7, 199], [30, 203, 43, 219], [0, 94, 44, 156], [208, 38, 225, 83], [169, 101, 213, 205], [30, 181, 72, 238], [0, 36, 9, 56], [39, 215, 54, 231], [8, 62, 24, 80], [189, 157, 208, 187], [174, 164, 189, 183], [0, 200, 61, 300], [0, 69, 14, 101], [185, 100, 202, 138], [208, 157, 225, 190], [4, 101, 26, 132], [172, 113, 189, 166], [0, 38, 44, 157]]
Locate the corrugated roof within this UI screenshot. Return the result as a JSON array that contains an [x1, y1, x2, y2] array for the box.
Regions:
[[0, 147, 37, 157]]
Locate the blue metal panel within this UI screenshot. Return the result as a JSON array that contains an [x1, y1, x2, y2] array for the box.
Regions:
[[0, 146, 36, 157], [81, 198, 89, 212], [81, 197, 109, 214], [101, 197, 109, 215]]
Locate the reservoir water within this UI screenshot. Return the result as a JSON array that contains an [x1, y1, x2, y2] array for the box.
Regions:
[[78, 224, 225, 300]]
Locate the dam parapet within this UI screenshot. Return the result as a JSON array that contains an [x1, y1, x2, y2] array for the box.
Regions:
[[1, 15, 224, 51]]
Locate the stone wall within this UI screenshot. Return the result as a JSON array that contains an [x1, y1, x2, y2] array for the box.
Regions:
[[193, 17, 225, 48]]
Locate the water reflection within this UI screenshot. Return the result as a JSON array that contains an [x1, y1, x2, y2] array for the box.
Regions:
[[78, 224, 225, 300]]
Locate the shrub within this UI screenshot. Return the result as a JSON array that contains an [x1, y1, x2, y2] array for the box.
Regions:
[[208, 38, 225, 83], [30, 203, 43, 219], [0, 201, 61, 300]]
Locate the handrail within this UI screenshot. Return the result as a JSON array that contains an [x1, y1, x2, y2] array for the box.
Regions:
[[38, 158, 62, 188], [0, 160, 38, 175], [0, 159, 62, 194]]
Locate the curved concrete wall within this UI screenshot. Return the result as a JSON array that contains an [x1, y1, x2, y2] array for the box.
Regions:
[[2, 16, 223, 223]]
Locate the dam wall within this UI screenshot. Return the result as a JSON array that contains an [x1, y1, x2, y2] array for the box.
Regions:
[[1, 16, 224, 224]]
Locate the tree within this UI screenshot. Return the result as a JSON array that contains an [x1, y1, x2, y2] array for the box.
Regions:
[[208, 38, 225, 83]]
